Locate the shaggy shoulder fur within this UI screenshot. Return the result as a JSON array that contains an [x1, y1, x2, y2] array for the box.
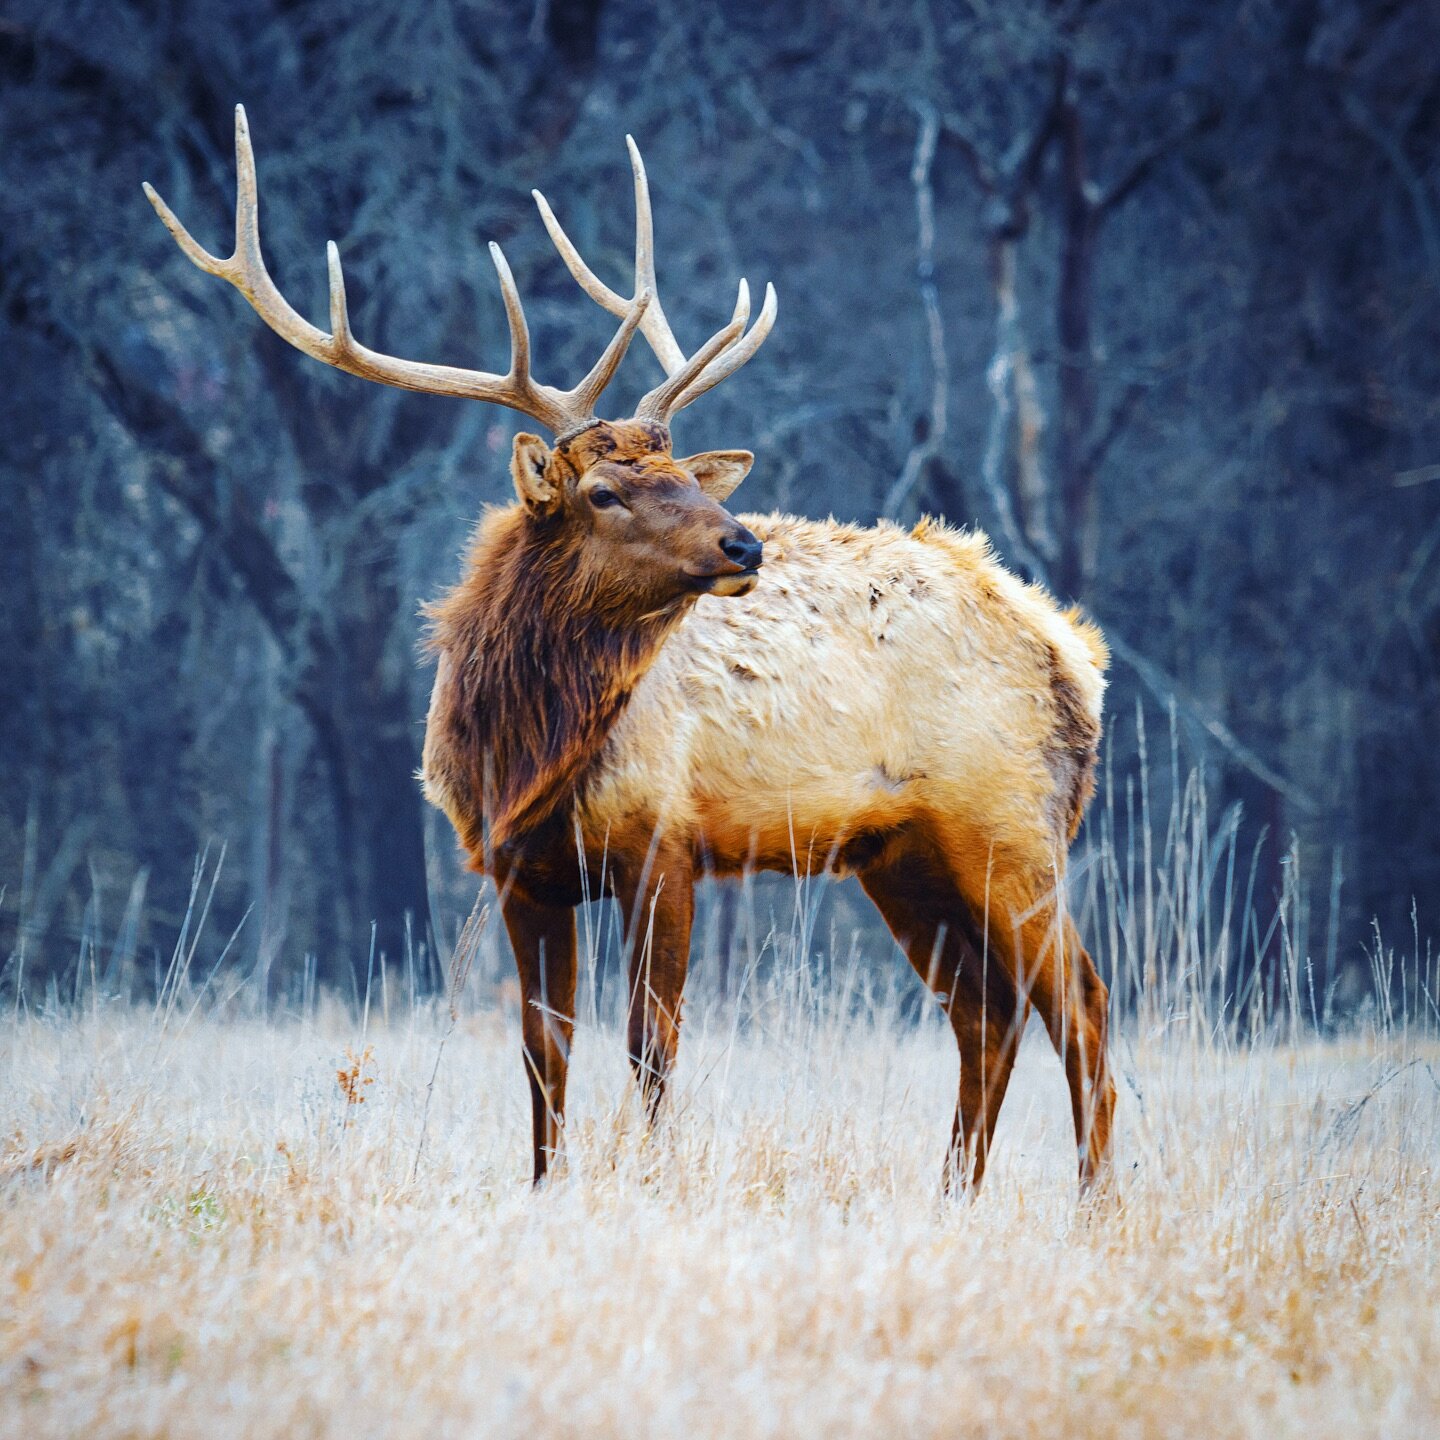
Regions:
[[422, 504, 689, 860]]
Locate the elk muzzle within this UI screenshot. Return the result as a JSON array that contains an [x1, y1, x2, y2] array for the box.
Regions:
[[699, 522, 763, 596]]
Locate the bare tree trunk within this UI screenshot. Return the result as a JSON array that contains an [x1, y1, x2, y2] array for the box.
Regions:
[[317, 556, 432, 982], [989, 239, 1056, 560], [1055, 94, 1100, 600], [936, 62, 1065, 554], [883, 104, 948, 519], [526, 0, 609, 148]]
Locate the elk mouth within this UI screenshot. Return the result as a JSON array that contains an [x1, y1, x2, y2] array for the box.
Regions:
[[688, 567, 760, 598]]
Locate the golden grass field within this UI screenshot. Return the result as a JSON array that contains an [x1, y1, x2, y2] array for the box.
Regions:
[[2, 913, 1437, 1440]]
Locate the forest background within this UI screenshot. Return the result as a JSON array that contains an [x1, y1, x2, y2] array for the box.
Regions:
[[2, 0, 1436, 1000]]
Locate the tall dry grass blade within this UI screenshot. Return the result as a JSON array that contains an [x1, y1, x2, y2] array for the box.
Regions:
[[411, 898, 488, 1184]]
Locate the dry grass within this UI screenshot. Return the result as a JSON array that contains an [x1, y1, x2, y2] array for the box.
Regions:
[[1, 947, 1437, 1439]]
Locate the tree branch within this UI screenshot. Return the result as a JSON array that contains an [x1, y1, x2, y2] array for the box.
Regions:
[[1082, 378, 1147, 477], [1010, 55, 1068, 194], [1103, 633, 1316, 813], [884, 103, 949, 519], [942, 54, 1067, 198], [938, 109, 996, 194], [86, 347, 314, 659], [1342, 90, 1440, 279], [1095, 104, 1215, 217]]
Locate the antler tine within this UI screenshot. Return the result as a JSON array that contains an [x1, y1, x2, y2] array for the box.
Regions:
[[233, 103, 262, 276], [531, 192, 625, 309], [535, 137, 777, 422], [145, 109, 332, 361], [142, 183, 229, 278], [667, 281, 778, 418], [624, 136, 687, 374], [145, 105, 637, 434], [327, 240, 352, 344], [486, 242, 533, 387], [571, 287, 653, 416], [533, 148, 687, 377], [634, 283, 748, 422]]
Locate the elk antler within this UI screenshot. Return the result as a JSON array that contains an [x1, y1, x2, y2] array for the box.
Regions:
[[533, 136, 777, 424], [144, 106, 650, 435]]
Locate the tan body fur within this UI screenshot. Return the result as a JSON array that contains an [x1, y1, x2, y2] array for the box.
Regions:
[[577, 512, 1107, 880]]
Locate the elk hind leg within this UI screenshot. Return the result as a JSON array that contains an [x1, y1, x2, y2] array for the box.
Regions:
[[860, 844, 1023, 1192], [985, 873, 1116, 1194]]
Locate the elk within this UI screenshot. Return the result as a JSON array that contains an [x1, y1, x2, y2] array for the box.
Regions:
[[146, 108, 1116, 1196]]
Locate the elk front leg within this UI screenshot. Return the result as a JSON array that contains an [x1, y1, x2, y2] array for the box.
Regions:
[[501, 888, 577, 1184], [614, 842, 695, 1123]]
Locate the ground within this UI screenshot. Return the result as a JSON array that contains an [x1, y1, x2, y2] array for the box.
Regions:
[[1, 964, 1437, 1439]]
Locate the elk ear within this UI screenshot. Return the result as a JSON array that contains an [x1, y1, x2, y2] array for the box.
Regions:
[[680, 450, 754, 503], [511, 433, 558, 512]]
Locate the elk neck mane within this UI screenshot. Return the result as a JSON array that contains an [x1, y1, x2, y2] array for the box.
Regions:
[[425, 501, 689, 861]]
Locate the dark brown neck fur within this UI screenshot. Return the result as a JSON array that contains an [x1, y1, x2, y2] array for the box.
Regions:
[[425, 501, 689, 860]]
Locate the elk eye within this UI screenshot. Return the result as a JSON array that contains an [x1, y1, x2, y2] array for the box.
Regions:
[[589, 487, 621, 510]]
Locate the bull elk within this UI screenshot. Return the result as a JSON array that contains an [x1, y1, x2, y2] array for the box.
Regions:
[[146, 108, 1116, 1195]]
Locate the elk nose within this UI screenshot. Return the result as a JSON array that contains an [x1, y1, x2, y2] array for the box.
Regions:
[[720, 528, 763, 571]]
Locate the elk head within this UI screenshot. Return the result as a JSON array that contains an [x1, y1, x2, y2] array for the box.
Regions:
[[510, 420, 761, 604], [144, 111, 776, 607]]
